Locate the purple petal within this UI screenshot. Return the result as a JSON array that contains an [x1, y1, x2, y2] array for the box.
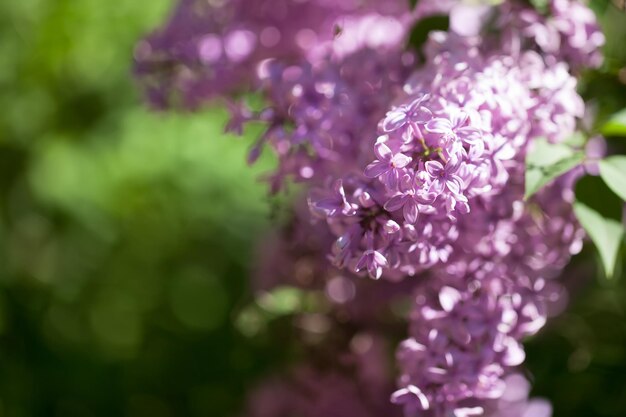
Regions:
[[374, 141, 393, 161], [403, 199, 419, 224], [523, 400, 553, 417], [416, 190, 437, 204], [439, 286, 461, 312], [390, 386, 430, 410], [382, 109, 408, 132], [384, 194, 407, 212], [411, 107, 433, 123], [364, 160, 390, 178], [391, 153, 412, 168], [368, 263, 383, 280], [425, 160, 444, 177], [425, 118, 452, 134], [445, 179, 461, 195], [354, 253, 369, 273], [333, 179, 346, 198], [382, 219, 401, 234], [312, 198, 341, 215], [503, 338, 526, 366], [372, 250, 388, 267], [382, 170, 399, 190]]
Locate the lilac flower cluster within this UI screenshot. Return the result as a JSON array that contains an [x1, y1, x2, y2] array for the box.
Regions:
[[310, 33, 583, 280], [135, 0, 604, 416], [253, 199, 414, 324], [135, 0, 411, 108], [392, 178, 584, 416], [499, 0, 605, 69], [237, 48, 413, 190]]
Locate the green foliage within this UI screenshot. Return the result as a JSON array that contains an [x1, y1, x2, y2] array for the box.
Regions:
[[0, 1, 285, 416], [575, 175, 625, 280], [599, 156, 626, 201], [574, 202, 624, 279], [525, 137, 585, 199], [601, 109, 626, 137]]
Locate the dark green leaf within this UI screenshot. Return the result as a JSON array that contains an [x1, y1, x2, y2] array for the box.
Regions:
[[408, 15, 449, 53], [563, 131, 587, 147]]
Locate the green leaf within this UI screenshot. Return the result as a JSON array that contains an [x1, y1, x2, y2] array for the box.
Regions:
[[601, 108, 626, 137], [525, 138, 585, 199], [409, 0, 419, 8], [599, 156, 626, 201], [562, 131, 587, 147], [573, 202, 624, 279]]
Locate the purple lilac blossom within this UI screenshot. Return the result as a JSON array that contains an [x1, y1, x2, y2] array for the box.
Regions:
[[236, 46, 414, 190], [498, 0, 605, 69], [253, 199, 415, 324], [310, 31, 584, 280], [134, 0, 412, 108], [134, 1, 605, 416], [393, 178, 584, 416], [416, 0, 604, 69]]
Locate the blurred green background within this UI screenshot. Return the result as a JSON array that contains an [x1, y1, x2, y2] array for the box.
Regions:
[[0, 1, 625, 416]]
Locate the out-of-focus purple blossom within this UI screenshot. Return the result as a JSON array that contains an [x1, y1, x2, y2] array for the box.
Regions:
[[397, 373, 554, 417], [416, 0, 604, 70], [499, 0, 605, 69], [241, 333, 403, 417], [134, 0, 412, 108], [239, 48, 413, 188]]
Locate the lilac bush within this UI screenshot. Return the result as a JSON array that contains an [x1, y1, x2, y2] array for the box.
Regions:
[[136, 0, 624, 416]]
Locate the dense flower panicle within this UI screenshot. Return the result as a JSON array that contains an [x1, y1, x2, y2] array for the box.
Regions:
[[310, 30, 584, 280], [392, 178, 584, 416], [253, 199, 415, 323], [415, 0, 604, 70], [134, 0, 411, 108], [498, 0, 605, 69], [237, 48, 413, 190]]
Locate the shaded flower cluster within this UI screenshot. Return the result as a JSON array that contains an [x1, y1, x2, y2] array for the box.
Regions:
[[499, 0, 605, 69], [393, 178, 584, 416], [241, 334, 402, 417]]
